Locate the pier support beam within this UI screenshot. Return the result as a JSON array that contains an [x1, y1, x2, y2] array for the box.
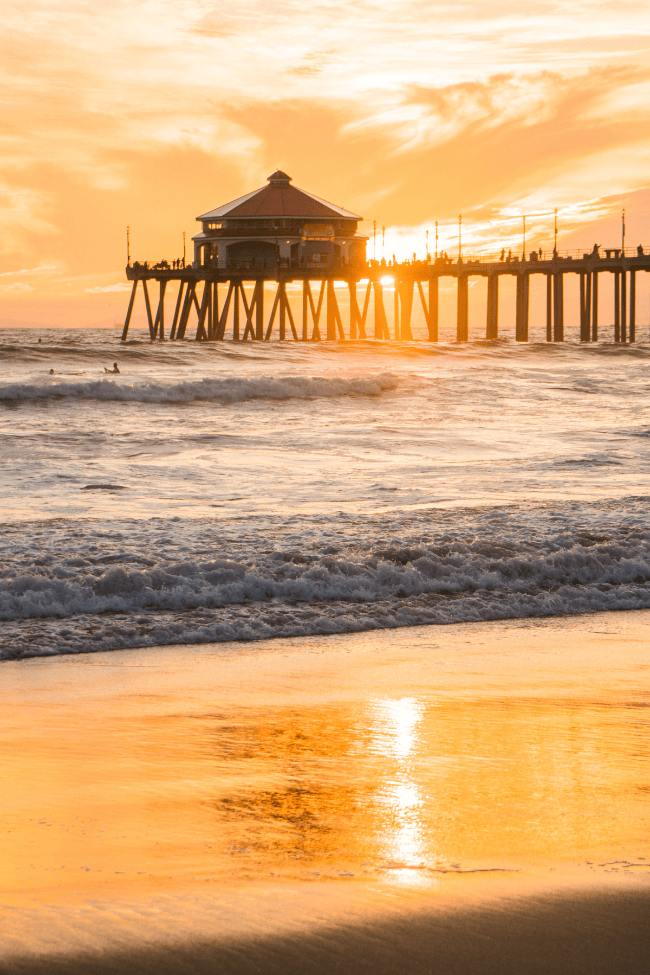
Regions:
[[591, 271, 598, 342], [579, 273, 591, 342], [417, 278, 438, 341], [457, 274, 468, 342], [373, 281, 390, 339], [170, 281, 185, 341], [143, 279, 155, 341], [399, 280, 414, 340], [515, 274, 529, 342], [327, 279, 336, 340], [614, 272, 620, 342], [486, 275, 498, 339], [394, 284, 400, 340], [546, 274, 552, 342], [121, 280, 138, 341], [630, 269, 636, 343], [255, 281, 264, 341], [621, 270, 627, 343], [553, 272, 564, 342]]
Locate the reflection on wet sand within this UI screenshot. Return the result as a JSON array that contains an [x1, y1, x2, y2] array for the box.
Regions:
[[1, 611, 650, 970]]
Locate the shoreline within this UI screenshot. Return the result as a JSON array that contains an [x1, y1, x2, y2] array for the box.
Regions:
[[2, 610, 650, 970]]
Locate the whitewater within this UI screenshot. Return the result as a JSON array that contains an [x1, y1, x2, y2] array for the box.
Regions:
[[2, 326, 650, 659]]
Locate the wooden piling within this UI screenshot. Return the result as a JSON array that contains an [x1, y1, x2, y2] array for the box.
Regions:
[[348, 281, 359, 340], [216, 281, 234, 340], [373, 281, 390, 339], [457, 274, 468, 342], [326, 279, 336, 340], [255, 281, 264, 341], [195, 281, 210, 341], [579, 273, 590, 342], [302, 282, 309, 341], [279, 281, 286, 341], [630, 269, 636, 343], [591, 271, 598, 342], [614, 272, 620, 343], [142, 279, 155, 341], [553, 273, 563, 342], [546, 274, 552, 342], [621, 270, 627, 343], [169, 281, 184, 341], [359, 282, 370, 340], [394, 285, 400, 340], [515, 274, 529, 342], [121, 280, 138, 341], [399, 280, 414, 340], [175, 281, 196, 340], [486, 274, 498, 339]]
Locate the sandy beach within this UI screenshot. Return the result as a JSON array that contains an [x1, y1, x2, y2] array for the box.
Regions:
[[1, 611, 650, 972]]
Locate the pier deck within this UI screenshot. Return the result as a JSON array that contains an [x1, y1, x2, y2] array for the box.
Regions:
[[121, 249, 650, 343]]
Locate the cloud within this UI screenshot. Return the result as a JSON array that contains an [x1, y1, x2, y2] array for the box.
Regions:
[[0, 282, 36, 295], [2, 0, 650, 308], [85, 283, 133, 293]]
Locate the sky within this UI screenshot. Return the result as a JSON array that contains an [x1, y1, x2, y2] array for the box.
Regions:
[[2, 0, 650, 325]]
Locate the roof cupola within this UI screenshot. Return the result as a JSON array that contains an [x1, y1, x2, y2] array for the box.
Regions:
[[267, 170, 292, 184]]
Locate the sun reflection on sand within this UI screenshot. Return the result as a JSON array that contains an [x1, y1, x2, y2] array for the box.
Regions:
[[370, 697, 431, 885]]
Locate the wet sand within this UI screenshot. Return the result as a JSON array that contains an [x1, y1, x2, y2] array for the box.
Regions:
[[2, 612, 650, 972]]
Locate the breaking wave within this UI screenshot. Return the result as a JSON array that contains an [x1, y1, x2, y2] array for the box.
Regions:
[[3, 501, 650, 659], [0, 373, 399, 405]]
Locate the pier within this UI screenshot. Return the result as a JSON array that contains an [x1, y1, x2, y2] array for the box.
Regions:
[[121, 249, 650, 343], [121, 171, 650, 343]]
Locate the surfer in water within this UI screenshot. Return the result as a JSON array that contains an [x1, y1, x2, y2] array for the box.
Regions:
[[105, 363, 120, 374]]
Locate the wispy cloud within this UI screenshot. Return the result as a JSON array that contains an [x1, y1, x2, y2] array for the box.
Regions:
[[1, 0, 650, 308]]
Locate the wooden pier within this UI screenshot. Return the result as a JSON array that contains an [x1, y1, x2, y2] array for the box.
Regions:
[[121, 249, 650, 343]]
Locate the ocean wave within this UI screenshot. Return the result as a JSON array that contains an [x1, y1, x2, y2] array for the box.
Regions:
[[3, 503, 650, 658], [0, 373, 399, 405]]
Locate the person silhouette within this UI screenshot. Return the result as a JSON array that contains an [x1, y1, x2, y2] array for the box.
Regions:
[[104, 363, 120, 374]]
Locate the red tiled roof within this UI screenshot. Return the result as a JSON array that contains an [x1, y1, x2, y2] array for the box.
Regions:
[[226, 184, 348, 218], [197, 172, 362, 221]]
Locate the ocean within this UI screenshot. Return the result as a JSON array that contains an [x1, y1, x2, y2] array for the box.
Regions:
[[2, 325, 650, 660]]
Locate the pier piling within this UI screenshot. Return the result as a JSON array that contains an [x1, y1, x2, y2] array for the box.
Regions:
[[122, 248, 650, 345]]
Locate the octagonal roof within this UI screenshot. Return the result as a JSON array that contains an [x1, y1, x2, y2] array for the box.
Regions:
[[197, 172, 362, 221]]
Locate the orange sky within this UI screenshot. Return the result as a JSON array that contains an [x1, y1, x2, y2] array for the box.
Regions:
[[2, 0, 650, 325]]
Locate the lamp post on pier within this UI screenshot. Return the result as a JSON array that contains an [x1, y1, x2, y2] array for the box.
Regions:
[[458, 214, 462, 262], [554, 208, 558, 255], [622, 209, 626, 255], [126, 226, 130, 266]]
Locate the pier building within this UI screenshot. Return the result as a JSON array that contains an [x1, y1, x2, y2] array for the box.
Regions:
[[192, 170, 367, 271]]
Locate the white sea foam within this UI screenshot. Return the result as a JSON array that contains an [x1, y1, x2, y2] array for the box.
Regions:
[[3, 501, 650, 659], [0, 373, 399, 404]]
